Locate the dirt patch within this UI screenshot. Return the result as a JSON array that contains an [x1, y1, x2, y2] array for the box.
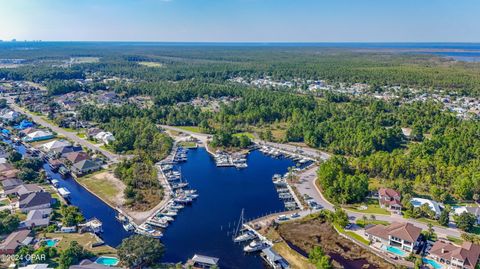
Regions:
[[277, 217, 396, 269], [79, 171, 126, 207]]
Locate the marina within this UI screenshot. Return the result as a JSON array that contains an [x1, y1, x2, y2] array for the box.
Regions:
[[4, 138, 301, 268]]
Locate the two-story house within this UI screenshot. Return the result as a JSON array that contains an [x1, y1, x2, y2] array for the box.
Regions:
[[365, 222, 422, 253], [378, 188, 402, 214], [429, 241, 480, 269]]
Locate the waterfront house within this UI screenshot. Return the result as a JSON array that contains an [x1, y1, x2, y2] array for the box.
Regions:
[[0, 230, 31, 255], [20, 208, 52, 228], [365, 222, 423, 253], [429, 241, 480, 269], [71, 159, 101, 176], [18, 192, 53, 213], [40, 140, 72, 152], [378, 188, 402, 214], [23, 130, 54, 142], [64, 151, 89, 164], [5, 183, 42, 196], [187, 254, 220, 269]]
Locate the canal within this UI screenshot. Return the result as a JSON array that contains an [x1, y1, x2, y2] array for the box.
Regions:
[[11, 139, 295, 268]]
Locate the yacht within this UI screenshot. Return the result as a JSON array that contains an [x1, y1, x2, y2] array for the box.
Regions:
[[234, 230, 256, 243], [136, 224, 163, 238], [243, 240, 268, 252]]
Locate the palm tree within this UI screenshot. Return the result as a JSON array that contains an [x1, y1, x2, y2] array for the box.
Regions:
[[362, 215, 368, 226]]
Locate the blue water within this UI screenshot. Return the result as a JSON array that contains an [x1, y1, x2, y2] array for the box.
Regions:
[[8, 138, 294, 268], [95, 256, 120, 266], [422, 258, 443, 269], [383, 245, 407, 257], [44, 239, 58, 247], [6, 140, 133, 247], [161, 148, 293, 268]]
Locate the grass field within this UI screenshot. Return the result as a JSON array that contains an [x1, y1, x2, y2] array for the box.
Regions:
[[446, 236, 463, 245], [345, 198, 391, 215], [138, 61, 164, 67], [175, 126, 202, 133], [233, 132, 255, 140], [178, 141, 197, 148], [77, 170, 125, 207], [355, 219, 389, 228], [334, 223, 370, 245], [42, 232, 116, 254]]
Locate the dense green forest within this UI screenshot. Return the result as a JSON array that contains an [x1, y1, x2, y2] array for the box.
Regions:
[[2, 42, 480, 210]]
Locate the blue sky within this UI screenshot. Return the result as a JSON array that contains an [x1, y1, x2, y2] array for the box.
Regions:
[[0, 0, 478, 42]]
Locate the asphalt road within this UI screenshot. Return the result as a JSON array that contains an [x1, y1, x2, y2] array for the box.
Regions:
[[5, 96, 123, 163], [294, 166, 463, 238]]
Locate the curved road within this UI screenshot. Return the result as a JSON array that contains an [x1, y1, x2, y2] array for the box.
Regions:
[[295, 166, 463, 238]]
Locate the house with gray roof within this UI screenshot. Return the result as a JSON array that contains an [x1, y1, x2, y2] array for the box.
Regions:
[[1, 178, 23, 191], [20, 208, 52, 228], [0, 230, 31, 255], [5, 183, 42, 196], [71, 159, 101, 176], [18, 192, 52, 213]]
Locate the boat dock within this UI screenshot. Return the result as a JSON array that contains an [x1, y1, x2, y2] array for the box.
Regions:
[[126, 145, 198, 238]]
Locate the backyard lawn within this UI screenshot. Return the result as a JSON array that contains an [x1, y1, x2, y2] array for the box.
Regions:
[[344, 198, 391, 215]]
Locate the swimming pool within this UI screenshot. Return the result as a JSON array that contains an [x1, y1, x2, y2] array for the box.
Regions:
[[423, 258, 443, 269], [382, 245, 407, 256], [44, 239, 58, 247], [95, 256, 120, 266]]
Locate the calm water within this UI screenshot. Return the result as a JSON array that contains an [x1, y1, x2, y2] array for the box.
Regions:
[[9, 139, 294, 268], [7, 140, 133, 247], [161, 148, 293, 268]]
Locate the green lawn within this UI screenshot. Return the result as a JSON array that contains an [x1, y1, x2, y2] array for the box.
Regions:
[[334, 223, 370, 245], [355, 219, 389, 228], [233, 132, 255, 140], [77, 170, 122, 207], [178, 141, 197, 148], [175, 126, 202, 133], [446, 236, 463, 245], [344, 198, 391, 215]]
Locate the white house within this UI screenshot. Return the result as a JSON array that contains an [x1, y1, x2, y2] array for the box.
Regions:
[[94, 131, 115, 145], [410, 197, 442, 217]]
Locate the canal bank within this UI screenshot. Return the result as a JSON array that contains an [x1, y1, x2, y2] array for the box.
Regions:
[[8, 138, 299, 268]]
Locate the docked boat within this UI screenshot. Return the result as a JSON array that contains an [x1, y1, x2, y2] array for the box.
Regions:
[[162, 210, 177, 217], [147, 219, 169, 229], [244, 240, 268, 252], [174, 197, 192, 204], [171, 182, 188, 189], [234, 230, 256, 243], [51, 179, 59, 187], [136, 224, 163, 238], [123, 222, 135, 232], [58, 187, 71, 198], [170, 203, 184, 210]]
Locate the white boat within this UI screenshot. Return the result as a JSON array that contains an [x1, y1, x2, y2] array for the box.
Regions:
[[123, 223, 135, 231], [170, 204, 184, 210], [244, 240, 268, 252], [58, 187, 71, 198], [234, 231, 256, 243], [136, 224, 163, 238], [162, 211, 177, 217], [51, 179, 59, 187]]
